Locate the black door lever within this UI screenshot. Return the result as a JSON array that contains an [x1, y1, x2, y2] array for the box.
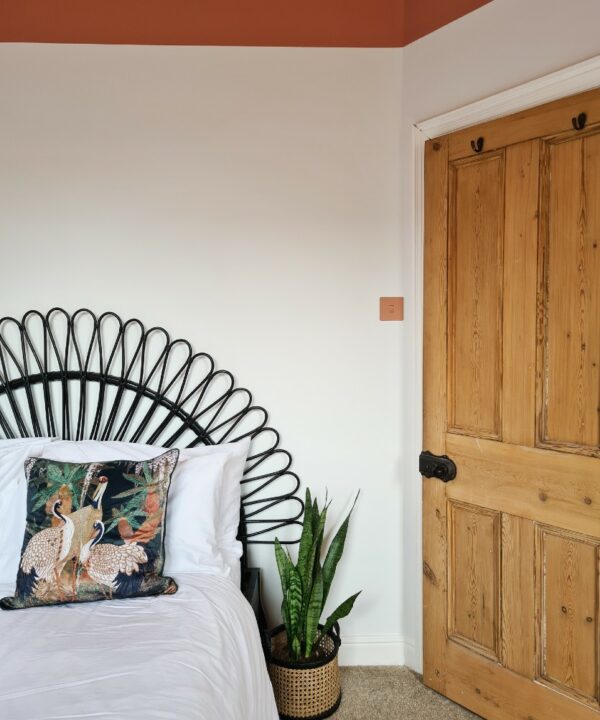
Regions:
[[419, 450, 457, 483]]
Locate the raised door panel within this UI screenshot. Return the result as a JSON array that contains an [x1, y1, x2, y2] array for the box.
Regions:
[[448, 501, 501, 660], [539, 131, 600, 454], [448, 153, 504, 439], [537, 526, 600, 706]]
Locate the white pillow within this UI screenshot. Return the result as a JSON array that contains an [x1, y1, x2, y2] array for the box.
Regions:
[[39, 438, 250, 585], [0, 437, 55, 586]]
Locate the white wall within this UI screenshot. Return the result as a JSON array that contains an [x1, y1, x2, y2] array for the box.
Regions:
[[399, 0, 600, 672], [0, 44, 408, 664], [2, 0, 599, 669]]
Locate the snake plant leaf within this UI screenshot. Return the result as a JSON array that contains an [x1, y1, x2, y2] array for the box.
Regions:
[[291, 634, 302, 661], [312, 498, 319, 534], [322, 591, 362, 635], [287, 565, 303, 638], [278, 552, 302, 660], [322, 491, 359, 607], [312, 504, 328, 562], [304, 562, 323, 658], [303, 504, 328, 609], [281, 597, 293, 650], [286, 565, 303, 660], [297, 488, 314, 589], [274, 539, 292, 596]]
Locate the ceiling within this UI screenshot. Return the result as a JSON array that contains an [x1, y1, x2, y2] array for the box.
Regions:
[[0, 0, 491, 47]]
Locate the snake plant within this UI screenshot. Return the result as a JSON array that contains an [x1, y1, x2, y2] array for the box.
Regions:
[[274, 488, 360, 661]]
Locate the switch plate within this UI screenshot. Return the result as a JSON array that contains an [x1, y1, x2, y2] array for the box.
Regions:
[[380, 297, 404, 321]]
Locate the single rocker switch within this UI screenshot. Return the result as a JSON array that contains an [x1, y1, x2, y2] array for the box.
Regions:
[[380, 297, 404, 321]]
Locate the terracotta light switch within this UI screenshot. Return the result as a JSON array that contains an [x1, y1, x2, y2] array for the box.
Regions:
[[380, 297, 404, 321]]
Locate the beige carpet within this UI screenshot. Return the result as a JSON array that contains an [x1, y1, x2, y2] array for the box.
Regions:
[[333, 667, 480, 719]]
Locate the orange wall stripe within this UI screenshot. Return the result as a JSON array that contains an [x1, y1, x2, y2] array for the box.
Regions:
[[0, 0, 404, 48], [0, 0, 491, 48], [404, 0, 491, 45]]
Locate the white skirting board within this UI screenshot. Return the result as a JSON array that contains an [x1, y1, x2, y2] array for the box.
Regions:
[[338, 634, 416, 667]]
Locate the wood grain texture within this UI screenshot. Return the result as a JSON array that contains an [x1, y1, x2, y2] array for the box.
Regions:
[[422, 136, 450, 694], [447, 87, 600, 161], [448, 501, 500, 659], [538, 526, 599, 705], [445, 640, 600, 720], [539, 130, 600, 453], [501, 141, 539, 447], [448, 153, 504, 439], [424, 87, 600, 720], [446, 434, 600, 538], [501, 514, 535, 677]]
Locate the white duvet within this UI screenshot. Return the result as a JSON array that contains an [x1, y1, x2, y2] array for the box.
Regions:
[[0, 574, 278, 720]]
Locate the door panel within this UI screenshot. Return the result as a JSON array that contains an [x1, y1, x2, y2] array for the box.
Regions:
[[540, 132, 600, 453], [448, 501, 501, 660], [538, 526, 599, 705], [448, 153, 504, 439], [424, 87, 600, 720]]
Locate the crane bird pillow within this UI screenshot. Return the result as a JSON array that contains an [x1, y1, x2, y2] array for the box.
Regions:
[[0, 449, 179, 609]]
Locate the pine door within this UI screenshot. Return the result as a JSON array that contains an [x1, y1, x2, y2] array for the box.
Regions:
[[423, 87, 600, 720]]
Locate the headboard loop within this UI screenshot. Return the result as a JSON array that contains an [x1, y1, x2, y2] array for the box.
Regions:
[[0, 308, 303, 548]]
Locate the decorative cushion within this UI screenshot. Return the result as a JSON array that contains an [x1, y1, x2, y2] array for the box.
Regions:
[[39, 439, 250, 586], [0, 449, 179, 609]]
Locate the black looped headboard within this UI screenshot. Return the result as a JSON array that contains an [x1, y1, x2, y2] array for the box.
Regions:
[[0, 308, 303, 553]]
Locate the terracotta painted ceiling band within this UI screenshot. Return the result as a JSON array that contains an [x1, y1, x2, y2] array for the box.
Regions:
[[0, 0, 491, 48]]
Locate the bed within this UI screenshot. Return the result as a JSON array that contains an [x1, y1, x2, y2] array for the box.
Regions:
[[0, 308, 303, 720], [0, 574, 277, 720]]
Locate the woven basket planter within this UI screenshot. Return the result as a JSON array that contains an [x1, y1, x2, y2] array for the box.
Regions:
[[267, 624, 342, 720]]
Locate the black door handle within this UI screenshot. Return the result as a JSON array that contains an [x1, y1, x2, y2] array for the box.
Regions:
[[419, 450, 457, 482]]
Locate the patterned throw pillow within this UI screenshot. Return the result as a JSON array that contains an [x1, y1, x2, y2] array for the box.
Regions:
[[1, 449, 179, 609]]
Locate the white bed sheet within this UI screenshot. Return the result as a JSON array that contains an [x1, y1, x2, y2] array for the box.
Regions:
[[0, 574, 278, 720]]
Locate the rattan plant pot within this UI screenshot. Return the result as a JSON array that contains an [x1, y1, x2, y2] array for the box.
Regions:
[[266, 623, 342, 720]]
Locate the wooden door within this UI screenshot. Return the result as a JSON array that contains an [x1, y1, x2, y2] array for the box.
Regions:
[[423, 87, 600, 720]]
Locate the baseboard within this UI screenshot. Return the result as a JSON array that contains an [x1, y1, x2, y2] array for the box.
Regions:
[[338, 634, 416, 667]]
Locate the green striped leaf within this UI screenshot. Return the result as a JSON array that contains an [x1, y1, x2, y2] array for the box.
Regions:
[[303, 504, 328, 611], [287, 557, 303, 661], [286, 565, 303, 641], [296, 488, 314, 590], [304, 562, 323, 658], [322, 492, 359, 607], [311, 498, 319, 534], [281, 597, 292, 650], [323, 591, 361, 635], [274, 538, 292, 596]]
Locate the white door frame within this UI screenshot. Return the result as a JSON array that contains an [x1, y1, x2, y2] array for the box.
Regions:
[[411, 54, 600, 672]]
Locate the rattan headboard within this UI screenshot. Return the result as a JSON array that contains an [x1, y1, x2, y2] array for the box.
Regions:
[[0, 308, 303, 556]]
